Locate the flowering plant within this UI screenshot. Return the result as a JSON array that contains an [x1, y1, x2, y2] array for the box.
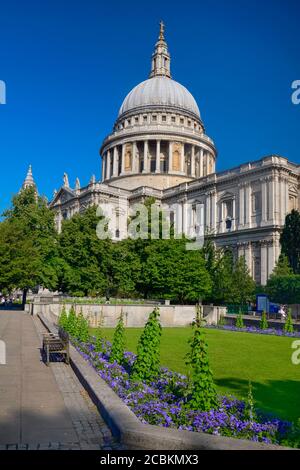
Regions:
[[206, 324, 300, 337], [73, 336, 298, 447]]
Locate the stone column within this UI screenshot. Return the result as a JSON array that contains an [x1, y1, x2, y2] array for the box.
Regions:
[[268, 177, 275, 223], [168, 141, 173, 173], [101, 154, 105, 181], [232, 197, 236, 230], [273, 174, 280, 225], [180, 143, 185, 173], [205, 194, 211, 229], [199, 148, 203, 177], [155, 140, 161, 173], [191, 145, 195, 177], [113, 147, 118, 177], [261, 178, 268, 223], [238, 184, 245, 228], [106, 149, 111, 180], [132, 141, 137, 173], [280, 176, 288, 223], [245, 183, 251, 228], [211, 191, 216, 232], [182, 199, 188, 235], [267, 240, 275, 279], [121, 144, 125, 174], [143, 140, 148, 173], [260, 241, 268, 285], [245, 242, 252, 276], [203, 150, 207, 177]]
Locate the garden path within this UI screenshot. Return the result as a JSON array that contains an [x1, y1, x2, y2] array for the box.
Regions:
[[0, 310, 123, 450]]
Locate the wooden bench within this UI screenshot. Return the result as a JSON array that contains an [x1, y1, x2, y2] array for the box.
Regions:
[[38, 314, 70, 366]]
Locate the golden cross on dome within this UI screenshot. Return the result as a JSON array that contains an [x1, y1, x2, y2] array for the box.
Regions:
[[159, 20, 165, 40]]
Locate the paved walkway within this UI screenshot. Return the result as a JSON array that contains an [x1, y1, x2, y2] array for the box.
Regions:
[[0, 311, 123, 450]]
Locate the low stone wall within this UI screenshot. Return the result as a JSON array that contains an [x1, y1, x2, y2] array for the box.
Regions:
[[27, 300, 226, 328], [69, 335, 290, 450], [36, 312, 293, 450]]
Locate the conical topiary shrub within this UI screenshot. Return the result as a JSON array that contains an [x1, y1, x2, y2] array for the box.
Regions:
[[235, 310, 245, 328], [260, 311, 268, 330], [284, 308, 294, 334], [131, 307, 162, 382], [185, 305, 218, 411]]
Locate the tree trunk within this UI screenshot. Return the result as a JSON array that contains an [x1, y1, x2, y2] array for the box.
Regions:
[[22, 288, 28, 310]]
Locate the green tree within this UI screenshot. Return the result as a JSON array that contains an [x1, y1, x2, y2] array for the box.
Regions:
[[266, 275, 300, 304], [185, 305, 218, 411], [280, 210, 300, 274], [109, 239, 141, 298], [58, 206, 112, 296], [139, 239, 211, 303], [110, 311, 126, 364], [0, 186, 59, 306], [208, 249, 235, 304], [230, 256, 256, 305], [270, 254, 293, 277], [132, 307, 162, 381]]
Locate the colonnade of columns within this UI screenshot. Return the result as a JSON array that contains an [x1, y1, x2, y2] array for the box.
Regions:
[[232, 237, 280, 285], [101, 140, 215, 181]]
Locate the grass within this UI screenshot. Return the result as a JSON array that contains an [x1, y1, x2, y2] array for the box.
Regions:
[[90, 326, 300, 423]]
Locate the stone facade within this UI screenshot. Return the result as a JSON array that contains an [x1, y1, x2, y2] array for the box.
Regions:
[[48, 24, 299, 286]]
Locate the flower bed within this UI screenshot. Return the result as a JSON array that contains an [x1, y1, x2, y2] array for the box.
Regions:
[[73, 337, 299, 447], [206, 324, 300, 337]]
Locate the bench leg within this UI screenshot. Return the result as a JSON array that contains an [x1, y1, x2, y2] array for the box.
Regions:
[[46, 344, 50, 366]]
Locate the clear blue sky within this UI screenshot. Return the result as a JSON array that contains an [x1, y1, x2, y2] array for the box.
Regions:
[[0, 0, 299, 213]]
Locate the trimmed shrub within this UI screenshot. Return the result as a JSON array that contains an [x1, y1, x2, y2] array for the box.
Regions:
[[284, 309, 294, 334], [58, 305, 68, 329], [110, 311, 126, 364], [235, 311, 245, 328], [132, 307, 162, 382], [260, 311, 269, 330], [185, 305, 218, 411], [77, 309, 90, 342], [66, 305, 78, 337]]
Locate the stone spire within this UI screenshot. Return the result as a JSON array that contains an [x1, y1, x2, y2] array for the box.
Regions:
[[149, 21, 171, 79], [22, 165, 36, 189]]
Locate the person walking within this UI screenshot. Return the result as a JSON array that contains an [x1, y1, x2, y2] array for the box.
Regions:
[[279, 305, 286, 321]]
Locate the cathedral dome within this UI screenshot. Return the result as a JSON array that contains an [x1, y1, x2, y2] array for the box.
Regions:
[[118, 76, 201, 119]]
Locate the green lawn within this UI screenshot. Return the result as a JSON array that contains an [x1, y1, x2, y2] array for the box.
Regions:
[[90, 327, 300, 423]]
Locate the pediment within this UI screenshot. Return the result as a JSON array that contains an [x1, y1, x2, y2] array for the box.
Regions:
[[219, 191, 234, 201], [50, 187, 75, 206]]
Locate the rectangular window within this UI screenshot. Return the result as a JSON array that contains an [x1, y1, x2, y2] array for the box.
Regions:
[[171, 116, 176, 123], [253, 192, 262, 213], [162, 115, 167, 122], [225, 200, 233, 218]]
